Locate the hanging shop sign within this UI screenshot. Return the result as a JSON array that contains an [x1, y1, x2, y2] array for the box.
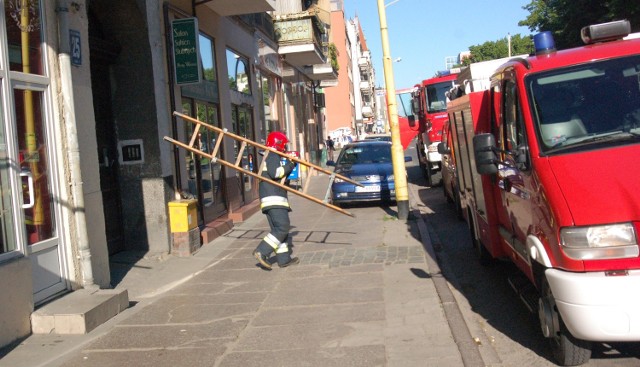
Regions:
[[172, 18, 201, 85]]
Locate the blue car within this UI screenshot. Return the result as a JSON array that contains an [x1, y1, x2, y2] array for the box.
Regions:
[[328, 141, 411, 206]]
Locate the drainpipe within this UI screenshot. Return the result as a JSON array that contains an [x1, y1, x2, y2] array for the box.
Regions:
[[56, 0, 97, 289]]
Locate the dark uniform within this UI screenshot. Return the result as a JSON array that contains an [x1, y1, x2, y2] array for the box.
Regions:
[[253, 151, 299, 269]]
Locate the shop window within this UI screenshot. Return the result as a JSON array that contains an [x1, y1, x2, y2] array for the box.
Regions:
[[226, 48, 251, 95]]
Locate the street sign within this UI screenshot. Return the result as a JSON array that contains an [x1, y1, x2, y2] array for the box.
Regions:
[[70, 30, 81, 66], [171, 18, 201, 85]]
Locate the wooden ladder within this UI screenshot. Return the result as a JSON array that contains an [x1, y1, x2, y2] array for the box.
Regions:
[[164, 111, 362, 217]]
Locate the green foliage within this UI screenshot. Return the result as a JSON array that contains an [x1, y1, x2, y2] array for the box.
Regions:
[[329, 43, 340, 73], [519, 0, 640, 49], [463, 34, 533, 65], [203, 68, 216, 82]]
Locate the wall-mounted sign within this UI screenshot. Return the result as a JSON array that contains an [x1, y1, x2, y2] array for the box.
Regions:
[[118, 139, 145, 165], [70, 30, 81, 66], [274, 19, 313, 43], [172, 18, 201, 85]]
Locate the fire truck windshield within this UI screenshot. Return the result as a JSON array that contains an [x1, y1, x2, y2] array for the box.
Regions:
[[426, 81, 455, 113], [528, 55, 640, 152]]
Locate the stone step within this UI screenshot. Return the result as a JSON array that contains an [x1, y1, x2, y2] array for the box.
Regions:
[[31, 288, 129, 335]]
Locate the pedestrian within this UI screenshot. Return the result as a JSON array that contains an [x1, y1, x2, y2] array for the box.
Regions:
[[326, 136, 335, 161], [253, 131, 300, 270]]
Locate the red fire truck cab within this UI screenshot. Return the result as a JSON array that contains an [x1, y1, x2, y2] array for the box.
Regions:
[[412, 69, 460, 186], [444, 20, 640, 365]]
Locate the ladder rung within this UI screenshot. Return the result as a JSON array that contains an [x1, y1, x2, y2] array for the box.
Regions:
[[235, 141, 247, 167], [188, 122, 202, 148], [302, 167, 314, 194]]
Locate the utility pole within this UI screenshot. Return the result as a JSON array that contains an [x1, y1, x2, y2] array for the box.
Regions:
[[377, 0, 409, 220]]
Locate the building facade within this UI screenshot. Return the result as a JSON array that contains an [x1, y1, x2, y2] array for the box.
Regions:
[[347, 16, 375, 137], [323, 0, 353, 139], [0, 0, 335, 349], [323, 2, 375, 141]]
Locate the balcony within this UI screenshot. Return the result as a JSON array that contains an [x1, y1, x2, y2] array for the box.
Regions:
[[358, 56, 371, 69], [320, 79, 339, 88], [362, 105, 374, 118], [274, 16, 326, 66], [201, 0, 275, 16], [302, 63, 337, 81], [359, 79, 372, 91]]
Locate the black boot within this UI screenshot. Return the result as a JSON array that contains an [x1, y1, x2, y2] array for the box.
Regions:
[[253, 251, 272, 270], [278, 256, 299, 268]]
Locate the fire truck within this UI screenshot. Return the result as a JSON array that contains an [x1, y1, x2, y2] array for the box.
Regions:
[[440, 20, 640, 365], [412, 69, 460, 186]]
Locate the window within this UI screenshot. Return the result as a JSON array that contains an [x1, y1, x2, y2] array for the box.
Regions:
[[226, 48, 251, 94], [396, 91, 412, 117], [503, 80, 525, 151], [199, 34, 217, 82], [5, 0, 44, 75], [426, 80, 455, 113]]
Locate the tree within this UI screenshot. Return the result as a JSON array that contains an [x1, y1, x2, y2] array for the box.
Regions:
[[519, 0, 640, 49], [462, 34, 533, 66]]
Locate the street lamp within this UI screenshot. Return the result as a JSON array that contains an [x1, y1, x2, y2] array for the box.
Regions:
[[377, 0, 410, 220], [393, 57, 402, 63], [385, 0, 402, 7]]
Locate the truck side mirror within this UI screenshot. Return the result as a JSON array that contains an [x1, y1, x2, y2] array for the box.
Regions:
[[473, 133, 498, 175], [408, 115, 416, 127], [437, 142, 450, 155]]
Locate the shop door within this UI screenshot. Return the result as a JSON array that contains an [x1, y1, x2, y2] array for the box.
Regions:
[[3, 1, 66, 304], [231, 105, 258, 204], [14, 84, 66, 304]]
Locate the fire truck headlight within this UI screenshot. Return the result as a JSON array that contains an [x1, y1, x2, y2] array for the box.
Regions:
[[561, 223, 639, 260]]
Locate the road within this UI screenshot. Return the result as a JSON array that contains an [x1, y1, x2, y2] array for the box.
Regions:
[[403, 142, 640, 366]]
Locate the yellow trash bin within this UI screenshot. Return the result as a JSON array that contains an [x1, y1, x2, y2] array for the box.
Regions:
[[168, 200, 198, 233]]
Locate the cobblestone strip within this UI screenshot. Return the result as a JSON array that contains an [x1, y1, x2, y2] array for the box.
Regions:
[[298, 246, 425, 268]]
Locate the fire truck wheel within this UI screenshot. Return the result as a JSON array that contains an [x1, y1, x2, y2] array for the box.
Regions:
[[454, 190, 463, 221], [424, 165, 433, 186], [444, 184, 453, 203], [542, 280, 592, 366], [468, 210, 493, 266]]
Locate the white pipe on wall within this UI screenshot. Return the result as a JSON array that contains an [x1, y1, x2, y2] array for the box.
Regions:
[[56, 0, 96, 289]]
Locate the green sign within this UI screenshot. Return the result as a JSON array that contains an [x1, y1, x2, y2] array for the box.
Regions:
[[172, 18, 201, 85]]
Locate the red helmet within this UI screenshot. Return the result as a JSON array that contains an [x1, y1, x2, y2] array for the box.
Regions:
[[266, 131, 289, 152]]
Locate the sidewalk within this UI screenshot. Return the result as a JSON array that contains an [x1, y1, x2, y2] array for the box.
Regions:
[[1, 174, 467, 367]]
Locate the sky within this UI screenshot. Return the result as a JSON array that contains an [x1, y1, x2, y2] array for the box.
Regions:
[[343, 0, 534, 89]]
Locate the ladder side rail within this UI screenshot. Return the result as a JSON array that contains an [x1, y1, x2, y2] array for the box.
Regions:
[[173, 111, 362, 186]]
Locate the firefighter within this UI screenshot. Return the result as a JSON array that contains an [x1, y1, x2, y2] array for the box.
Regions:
[[253, 131, 300, 270]]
